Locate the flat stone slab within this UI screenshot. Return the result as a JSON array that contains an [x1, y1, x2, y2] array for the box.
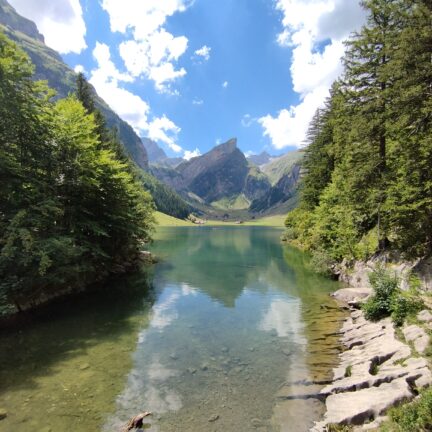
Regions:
[[312, 309, 432, 431], [323, 378, 412, 425], [417, 309, 432, 323], [403, 324, 430, 354]]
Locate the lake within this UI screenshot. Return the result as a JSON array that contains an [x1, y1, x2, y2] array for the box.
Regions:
[[0, 227, 345, 431]]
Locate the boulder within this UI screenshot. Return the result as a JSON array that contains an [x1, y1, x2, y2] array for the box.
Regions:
[[403, 324, 430, 354], [417, 309, 432, 323], [331, 288, 372, 305], [323, 378, 412, 425]]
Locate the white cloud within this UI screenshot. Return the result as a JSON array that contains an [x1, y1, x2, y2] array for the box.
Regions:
[[101, 0, 189, 39], [241, 114, 255, 128], [259, 0, 366, 149], [222, 81, 229, 88], [147, 115, 182, 153], [89, 43, 182, 152], [101, 0, 190, 93], [9, 0, 86, 54], [74, 64, 85, 74], [194, 45, 211, 61], [192, 99, 204, 105], [259, 86, 329, 149], [184, 148, 201, 160]]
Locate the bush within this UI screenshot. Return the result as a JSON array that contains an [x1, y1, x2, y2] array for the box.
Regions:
[[391, 294, 423, 327], [362, 267, 423, 326], [363, 267, 399, 321], [310, 249, 335, 277]]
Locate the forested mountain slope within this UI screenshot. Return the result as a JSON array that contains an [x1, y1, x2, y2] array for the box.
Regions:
[[0, 0, 195, 219], [285, 0, 432, 264]]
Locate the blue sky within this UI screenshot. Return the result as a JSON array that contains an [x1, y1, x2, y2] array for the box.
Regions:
[[9, 0, 365, 159]]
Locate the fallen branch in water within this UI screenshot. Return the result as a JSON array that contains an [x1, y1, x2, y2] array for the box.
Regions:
[[122, 412, 152, 431]]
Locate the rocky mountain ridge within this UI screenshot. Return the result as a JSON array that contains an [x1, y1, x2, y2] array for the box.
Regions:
[[150, 138, 302, 214]]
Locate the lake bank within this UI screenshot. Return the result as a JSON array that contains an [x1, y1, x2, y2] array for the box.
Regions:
[[311, 287, 432, 431]]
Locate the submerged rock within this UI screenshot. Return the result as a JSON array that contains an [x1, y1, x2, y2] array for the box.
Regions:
[[0, 409, 7, 420]]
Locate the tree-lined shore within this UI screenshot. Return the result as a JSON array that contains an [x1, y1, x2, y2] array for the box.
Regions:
[[0, 34, 154, 316]]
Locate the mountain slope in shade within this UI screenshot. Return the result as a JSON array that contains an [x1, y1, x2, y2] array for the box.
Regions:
[[0, 0, 148, 169], [177, 139, 250, 202], [150, 138, 272, 209], [142, 137, 167, 162], [261, 150, 303, 185], [250, 164, 301, 213]]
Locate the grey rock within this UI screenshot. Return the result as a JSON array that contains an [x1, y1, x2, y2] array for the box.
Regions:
[[403, 324, 430, 354], [0, 409, 6, 420], [208, 414, 219, 422], [332, 288, 372, 304], [324, 379, 412, 425], [417, 309, 432, 323]]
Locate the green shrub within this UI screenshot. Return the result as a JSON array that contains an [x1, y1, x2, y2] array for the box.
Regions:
[[381, 387, 432, 431], [391, 294, 423, 327], [281, 227, 297, 242], [310, 249, 335, 277], [362, 267, 423, 326], [363, 267, 399, 321]]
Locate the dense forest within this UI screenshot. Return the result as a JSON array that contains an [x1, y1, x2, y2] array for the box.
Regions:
[[0, 33, 155, 316], [285, 0, 432, 269]]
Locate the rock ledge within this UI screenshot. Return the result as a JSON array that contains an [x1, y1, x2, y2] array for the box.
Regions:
[[311, 290, 432, 431]]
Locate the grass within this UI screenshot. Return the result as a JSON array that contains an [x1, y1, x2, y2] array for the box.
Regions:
[[155, 211, 195, 227], [155, 211, 286, 227], [380, 387, 432, 431], [211, 194, 250, 210]]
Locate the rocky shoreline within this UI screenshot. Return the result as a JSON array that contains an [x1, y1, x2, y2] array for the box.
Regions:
[[311, 287, 432, 431]]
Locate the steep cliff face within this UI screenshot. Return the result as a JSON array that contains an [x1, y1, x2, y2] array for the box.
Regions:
[[243, 166, 272, 201], [0, 0, 148, 169], [149, 138, 302, 213], [250, 164, 301, 213], [142, 137, 167, 162], [176, 139, 250, 203]]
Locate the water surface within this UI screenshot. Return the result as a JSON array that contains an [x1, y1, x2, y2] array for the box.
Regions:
[[0, 227, 345, 431]]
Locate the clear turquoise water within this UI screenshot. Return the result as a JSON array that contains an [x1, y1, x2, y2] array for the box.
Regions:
[[0, 227, 345, 432]]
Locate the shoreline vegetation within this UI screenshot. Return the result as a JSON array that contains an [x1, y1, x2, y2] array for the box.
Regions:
[[0, 34, 154, 319], [279, 1, 432, 427]]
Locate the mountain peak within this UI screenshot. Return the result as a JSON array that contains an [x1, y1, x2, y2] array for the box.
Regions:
[[213, 138, 237, 154], [248, 151, 273, 166]]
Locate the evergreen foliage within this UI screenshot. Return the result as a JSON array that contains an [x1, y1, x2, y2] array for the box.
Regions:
[[285, 0, 432, 263], [0, 33, 154, 315]]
